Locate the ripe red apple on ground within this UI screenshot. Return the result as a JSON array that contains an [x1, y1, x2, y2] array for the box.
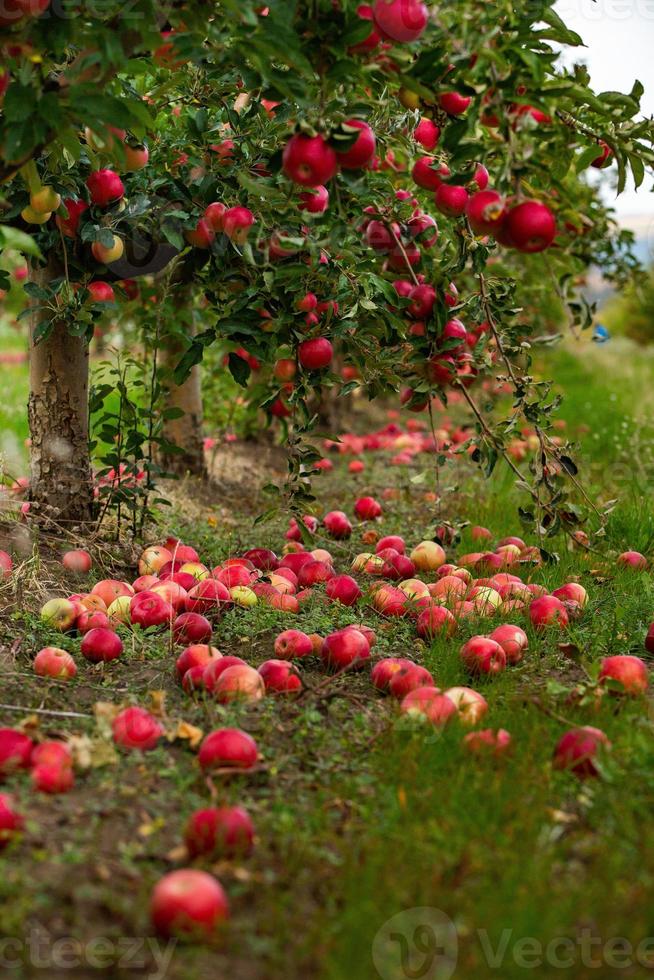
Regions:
[[416, 606, 457, 639], [0, 550, 12, 579], [138, 546, 173, 576], [0, 729, 33, 776], [371, 657, 413, 692], [297, 560, 333, 587], [34, 647, 77, 680], [617, 551, 648, 570], [214, 665, 265, 704], [80, 627, 123, 663], [198, 728, 259, 770], [91, 578, 134, 608], [388, 663, 434, 699], [489, 624, 528, 665], [112, 707, 164, 751], [173, 612, 213, 645], [323, 573, 362, 606], [258, 659, 302, 694], [0, 793, 23, 849], [62, 549, 92, 573], [321, 629, 371, 671], [463, 729, 512, 757], [323, 511, 353, 539], [185, 806, 255, 859], [552, 726, 611, 779], [410, 540, 446, 572], [186, 578, 232, 613], [400, 687, 456, 725], [175, 643, 224, 677], [552, 583, 588, 608], [129, 591, 173, 629], [151, 869, 229, 940], [529, 595, 569, 629], [598, 655, 648, 696], [31, 741, 74, 794], [202, 656, 246, 693], [444, 687, 488, 725], [40, 598, 78, 631], [354, 496, 382, 520], [274, 629, 314, 660], [460, 636, 507, 675]]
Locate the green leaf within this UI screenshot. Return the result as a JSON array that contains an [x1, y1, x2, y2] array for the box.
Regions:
[[228, 352, 251, 387]]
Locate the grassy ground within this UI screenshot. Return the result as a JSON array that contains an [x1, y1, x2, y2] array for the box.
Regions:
[[1, 329, 654, 978]]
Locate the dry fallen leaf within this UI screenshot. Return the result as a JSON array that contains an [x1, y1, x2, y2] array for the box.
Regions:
[[147, 690, 167, 717], [167, 720, 204, 749], [69, 733, 118, 769]]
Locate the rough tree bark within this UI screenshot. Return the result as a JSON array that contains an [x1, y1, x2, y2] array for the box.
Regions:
[[160, 295, 207, 479], [28, 262, 95, 525]]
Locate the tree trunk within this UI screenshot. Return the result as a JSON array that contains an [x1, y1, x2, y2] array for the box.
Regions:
[[28, 265, 95, 526], [161, 317, 207, 478]]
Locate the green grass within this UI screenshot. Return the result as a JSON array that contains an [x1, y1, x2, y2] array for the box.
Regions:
[[2, 329, 654, 978]]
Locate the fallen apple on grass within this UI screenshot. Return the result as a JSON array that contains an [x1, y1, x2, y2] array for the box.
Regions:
[[185, 806, 255, 859], [388, 663, 434, 699], [0, 793, 23, 848], [616, 551, 648, 570], [40, 598, 78, 631], [552, 726, 611, 779], [80, 627, 123, 663], [214, 665, 266, 704], [0, 729, 33, 777], [460, 636, 507, 676], [321, 629, 371, 671], [529, 595, 569, 629], [489, 624, 528, 665], [0, 551, 12, 579], [274, 629, 314, 659], [62, 549, 92, 574], [258, 659, 302, 694], [444, 687, 488, 725], [400, 687, 457, 725], [33, 647, 77, 679], [173, 612, 213, 645], [371, 658, 413, 692], [130, 590, 174, 629], [463, 729, 512, 757], [112, 706, 164, 751], [150, 869, 229, 940], [198, 728, 259, 771], [598, 655, 648, 696], [176, 644, 222, 678]]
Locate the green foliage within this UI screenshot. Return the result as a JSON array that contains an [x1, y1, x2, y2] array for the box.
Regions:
[[602, 266, 654, 345]]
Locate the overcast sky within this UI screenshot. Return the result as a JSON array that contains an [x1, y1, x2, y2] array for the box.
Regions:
[[555, 0, 654, 220]]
